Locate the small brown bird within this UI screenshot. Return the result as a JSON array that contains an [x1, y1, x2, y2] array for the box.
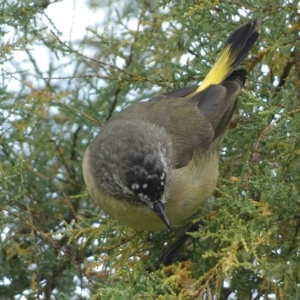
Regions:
[[82, 20, 259, 231]]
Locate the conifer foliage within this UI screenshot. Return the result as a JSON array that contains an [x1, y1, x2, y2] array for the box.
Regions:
[[1, 0, 300, 299]]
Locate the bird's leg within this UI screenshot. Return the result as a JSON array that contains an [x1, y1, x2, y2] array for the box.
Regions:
[[147, 222, 201, 271]]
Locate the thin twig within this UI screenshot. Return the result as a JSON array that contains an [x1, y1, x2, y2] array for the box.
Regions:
[[50, 30, 160, 86], [0, 206, 99, 289], [42, 74, 120, 81], [2, 69, 102, 126], [253, 108, 300, 154]]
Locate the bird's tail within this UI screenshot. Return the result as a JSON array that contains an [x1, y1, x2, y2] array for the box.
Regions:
[[192, 20, 260, 95]]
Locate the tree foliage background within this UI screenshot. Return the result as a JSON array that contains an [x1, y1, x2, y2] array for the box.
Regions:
[[1, 0, 300, 299]]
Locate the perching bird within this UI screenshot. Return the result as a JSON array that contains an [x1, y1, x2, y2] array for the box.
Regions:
[[83, 20, 260, 231]]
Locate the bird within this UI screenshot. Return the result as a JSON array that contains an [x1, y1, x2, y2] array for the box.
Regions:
[[82, 20, 260, 231]]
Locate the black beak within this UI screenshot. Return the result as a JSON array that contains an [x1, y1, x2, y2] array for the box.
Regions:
[[152, 201, 172, 231]]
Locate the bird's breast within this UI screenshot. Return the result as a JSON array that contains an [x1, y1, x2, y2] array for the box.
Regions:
[[83, 147, 219, 231], [165, 150, 219, 227]]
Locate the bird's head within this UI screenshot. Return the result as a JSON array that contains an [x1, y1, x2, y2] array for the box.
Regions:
[[89, 119, 174, 231], [122, 152, 172, 231]]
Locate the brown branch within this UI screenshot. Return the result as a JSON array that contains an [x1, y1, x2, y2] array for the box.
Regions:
[[251, 108, 300, 166], [106, 87, 122, 120], [2, 69, 102, 126], [71, 125, 81, 162], [0, 206, 98, 289], [187, 48, 200, 58], [50, 30, 160, 86], [50, 139, 74, 178], [42, 74, 120, 81], [275, 50, 295, 94], [103, 3, 151, 121], [24, 194, 41, 295]]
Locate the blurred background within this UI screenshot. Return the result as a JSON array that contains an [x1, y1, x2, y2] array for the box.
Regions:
[[1, 0, 300, 299]]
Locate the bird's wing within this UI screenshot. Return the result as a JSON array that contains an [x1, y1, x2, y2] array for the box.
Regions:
[[189, 69, 247, 145], [152, 85, 199, 99], [116, 70, 246, 168], [114, 94, 213, 168], [130, 70, 246, 168]]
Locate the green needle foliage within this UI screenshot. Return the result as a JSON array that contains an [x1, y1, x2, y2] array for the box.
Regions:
[[1, 0, 300, 299]]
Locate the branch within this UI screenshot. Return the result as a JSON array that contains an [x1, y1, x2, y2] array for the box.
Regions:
[[50, 30, 160, 86], [2, 69, 102, 126]]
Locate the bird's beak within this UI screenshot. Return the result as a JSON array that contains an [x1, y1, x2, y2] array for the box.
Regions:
[[152, 201, 172, 231]]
